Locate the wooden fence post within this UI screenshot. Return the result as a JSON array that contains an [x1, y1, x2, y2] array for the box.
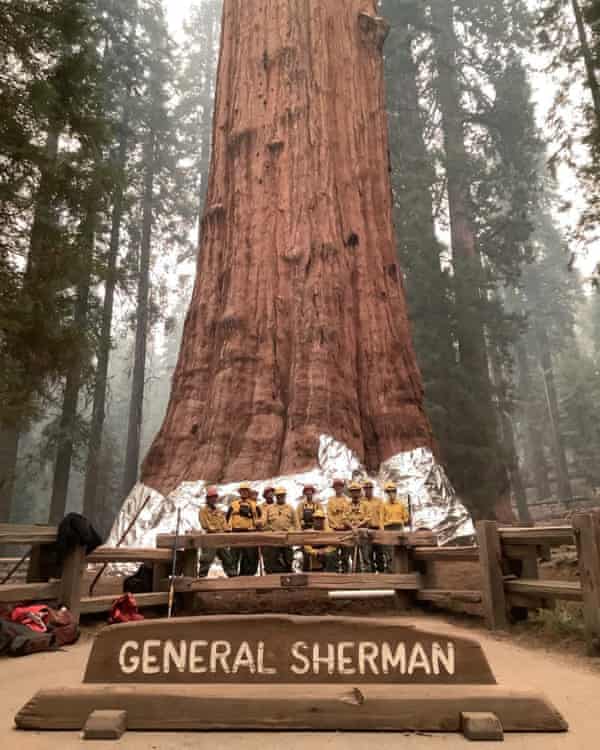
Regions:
[[390, 538, 411, 609], [58, 545, 86, 624], [476, 521, 508, 630], [181, 548, 198, 613], [573, 513, 600, 656]]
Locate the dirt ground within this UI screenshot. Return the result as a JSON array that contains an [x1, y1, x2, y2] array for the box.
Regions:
[[2, 610, 600, 750]]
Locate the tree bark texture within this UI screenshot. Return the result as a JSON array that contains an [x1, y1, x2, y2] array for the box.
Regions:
[[142, 0, 433, 495]]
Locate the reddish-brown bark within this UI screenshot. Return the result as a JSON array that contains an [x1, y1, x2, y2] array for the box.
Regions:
[[142, 0, 433, 495]]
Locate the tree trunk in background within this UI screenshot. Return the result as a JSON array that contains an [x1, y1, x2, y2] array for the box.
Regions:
[[121, 132, 156, 497], [49, 285, 91, 523], [49, 183, 99, 522], [571, 0, 600, 128], [0, 425, 19, 522], [83, 117, 129, 521], [384, 4, 455, 456], [501, 409, 530, 523], [516, 339, 551, 500], [142, 0, 433, 495], [0, 126, 61, 520], [536, 324, 573, 502], [430, 0, 503, 517]]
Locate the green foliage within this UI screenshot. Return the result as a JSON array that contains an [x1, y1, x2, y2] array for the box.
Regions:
[[384, 0, 543, 517]]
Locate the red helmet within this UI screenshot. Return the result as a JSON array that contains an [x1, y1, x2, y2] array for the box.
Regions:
[[332, 478, 345, 488], [206, 485, 219, 498], [303, 484, 316, 493], [264, 486, 275, 494]]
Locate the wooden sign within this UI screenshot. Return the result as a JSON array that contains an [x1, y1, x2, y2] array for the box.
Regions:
[[84, 614, 496, 685], [17, 614, 568, 734]]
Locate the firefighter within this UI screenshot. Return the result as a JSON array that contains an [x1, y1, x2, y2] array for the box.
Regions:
[[257, 486, 275, 529], [198, 486, 236, 577], [382, 481, 410, 573], [296, 484, 323, 529], [327, 478, 351, 572], [347, 481, 370, 571], [262, 486, 298, 573], [226, 482, 260, 576], [363, 479, 385, 572], [302, 508, 337, 572]]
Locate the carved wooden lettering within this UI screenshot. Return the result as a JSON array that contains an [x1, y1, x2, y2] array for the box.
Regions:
[[84, 615, 496, 685]]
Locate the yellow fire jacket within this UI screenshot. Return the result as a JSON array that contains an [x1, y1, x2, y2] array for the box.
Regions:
[[347, 499, 370, 528], [227, 498, 259, 531], [365, 497, 384, 529], [296, 498, 324, 529], [263, 502, 299, 532], [327, 495, 351, 530], [382, 499, 410, 528], [199, 505, 230, 533]]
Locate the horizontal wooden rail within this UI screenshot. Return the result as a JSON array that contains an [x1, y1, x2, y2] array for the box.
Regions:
[[80, 592, 169, 615], [87, 547, 172, 564], [417, 589, 483, 605], [498, 526, 574, 546], [156, 529, 436, 550], [170, 572, 421, 593], [412, 546, 479, 562], [0, 581, 60, 603], [504, 579, 583, 602], [0, 524, 57, 545]]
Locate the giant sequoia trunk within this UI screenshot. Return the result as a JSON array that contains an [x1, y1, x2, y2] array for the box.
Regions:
[[142, 0, 433, 495]]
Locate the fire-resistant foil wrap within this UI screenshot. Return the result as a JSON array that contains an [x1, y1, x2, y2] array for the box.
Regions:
[[108, 435, 473, 551]]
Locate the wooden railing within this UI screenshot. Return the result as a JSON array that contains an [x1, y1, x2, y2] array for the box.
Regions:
[[1, 514, 598, 656], [0, 524, 171, 622], [475, 515, 600, 655]]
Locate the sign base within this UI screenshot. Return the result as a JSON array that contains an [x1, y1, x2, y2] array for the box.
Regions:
[[16, 683, 566, 733], [15, 615, 568, 736]]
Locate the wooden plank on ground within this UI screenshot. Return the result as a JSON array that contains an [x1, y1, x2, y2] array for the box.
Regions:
[[87, 547, 172, 564], [80, 592, 169, 615], [573, 513, 600, 655], [417, 589, 482, 604], [476, 521, 508, 630], [498, 526, 574, 546], [504, 579, 582, 602], [412, 546, 479, 563], [15, 684, 568, 732], [0, 524, 57, 545], [173, 573, 421, 593], [0, 581, 60, 603]]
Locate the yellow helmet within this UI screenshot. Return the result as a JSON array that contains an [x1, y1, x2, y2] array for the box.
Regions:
[[384, 481, 397, 492], [349, 482, 362, 491], [238, 482, 251, 491], [275, 486, 287, 496]]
